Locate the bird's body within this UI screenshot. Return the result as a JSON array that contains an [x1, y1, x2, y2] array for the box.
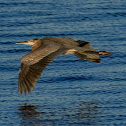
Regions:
[[16, 37, 111, 95]]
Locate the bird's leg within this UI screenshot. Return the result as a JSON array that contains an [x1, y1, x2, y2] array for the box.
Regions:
[[99, 51, 111, 55]]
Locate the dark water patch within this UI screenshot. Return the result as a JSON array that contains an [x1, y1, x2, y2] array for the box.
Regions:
[[17, 101, 99, 126]]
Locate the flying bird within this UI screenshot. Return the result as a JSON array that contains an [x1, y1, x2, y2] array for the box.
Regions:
[[16, 37, 111, 95]]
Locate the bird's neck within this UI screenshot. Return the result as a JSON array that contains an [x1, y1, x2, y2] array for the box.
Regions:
[[32, 39, 43, 51]]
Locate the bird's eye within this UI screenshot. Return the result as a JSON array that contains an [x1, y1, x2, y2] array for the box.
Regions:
[[29, 39, 34, 42], [29, 38, 38, 42], [33, 38, 39, 40]]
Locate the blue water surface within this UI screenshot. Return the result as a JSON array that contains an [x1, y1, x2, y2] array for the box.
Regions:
[[0, 0, 126, 125]]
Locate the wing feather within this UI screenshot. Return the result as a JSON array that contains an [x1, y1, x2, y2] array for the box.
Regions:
[[21, 43, 61, 65], [18, 44, 67, 95]]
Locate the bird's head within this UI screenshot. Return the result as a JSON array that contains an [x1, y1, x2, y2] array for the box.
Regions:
[[16, 38, 40, 45]]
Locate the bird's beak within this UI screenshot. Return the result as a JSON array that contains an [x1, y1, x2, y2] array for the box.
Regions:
[[16, 41, 29, 45]]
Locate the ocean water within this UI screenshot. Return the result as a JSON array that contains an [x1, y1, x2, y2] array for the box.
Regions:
[[0, 0, 126, 125]]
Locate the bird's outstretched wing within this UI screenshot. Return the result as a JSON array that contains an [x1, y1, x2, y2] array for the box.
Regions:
[[18, 44, 67, 95]]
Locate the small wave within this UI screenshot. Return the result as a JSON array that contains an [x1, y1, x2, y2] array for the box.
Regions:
[[0, 66, 18, 72], [0, 49, 30, 53], [40, 71, 126, 84], [42, 75, 94, 83], [106, 12, 126, 17], [0, 32, 88, 38]]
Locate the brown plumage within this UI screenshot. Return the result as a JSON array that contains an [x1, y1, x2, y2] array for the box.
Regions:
[[16, 37, 111, 95]]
